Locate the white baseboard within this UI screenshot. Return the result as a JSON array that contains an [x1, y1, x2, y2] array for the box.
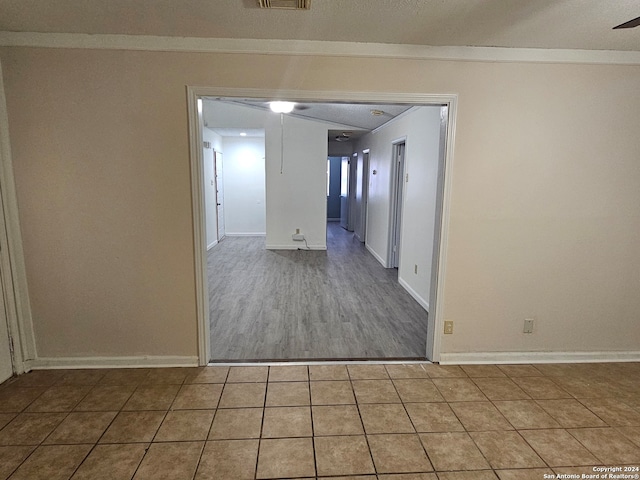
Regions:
[[207, 240, 218, 251], [439, 351, 640, 365], [365, 243, 388, 267], [225, 233, 266, 236], [28, 355, 199, 370], [266, 244, 327, 250], [398, 277, 429, 312]]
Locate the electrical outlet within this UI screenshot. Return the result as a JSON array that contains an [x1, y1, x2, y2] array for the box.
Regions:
[[414, 264, 418, 274], [444, 320, 454, 334], [523, 318, 534, 334]]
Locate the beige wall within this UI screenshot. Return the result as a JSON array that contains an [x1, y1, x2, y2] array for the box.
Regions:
[[1, 47, 639, 359]]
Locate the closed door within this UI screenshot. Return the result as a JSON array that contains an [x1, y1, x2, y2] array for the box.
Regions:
[[214, 151, 225, 240], [0, 279, 13, 383], [391, 142, 406, 268]]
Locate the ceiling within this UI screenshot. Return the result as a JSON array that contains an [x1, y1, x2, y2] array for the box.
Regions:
[[0, 0, 639, 52]]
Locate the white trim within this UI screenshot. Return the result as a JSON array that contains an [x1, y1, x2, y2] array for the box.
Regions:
[[0, 59, 37, 374], [1, 32, 640, 65], [439, 351, 640, 365], [30, 356, 199, 370], [265, 245, 327, 251], [187, 87, 211, 366], [225, 233, 266, 237], [365, 243, 388, 268], [207, 240, 218, 251], [398, 277, 429, 312]]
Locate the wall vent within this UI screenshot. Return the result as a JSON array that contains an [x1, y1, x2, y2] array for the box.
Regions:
[[258, 0, 310, 9]]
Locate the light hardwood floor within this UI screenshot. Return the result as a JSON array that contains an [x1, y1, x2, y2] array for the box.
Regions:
[[208, 222, 428, 360]]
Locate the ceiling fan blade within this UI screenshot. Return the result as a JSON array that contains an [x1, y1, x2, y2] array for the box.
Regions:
[[613, 15, 640, 29]]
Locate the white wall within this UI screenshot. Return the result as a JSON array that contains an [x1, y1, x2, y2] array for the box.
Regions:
[[221, 136, 265, 235], [356, 107, 442, 310], [204, 101, 355, 249], [202, 127, 221, 249]]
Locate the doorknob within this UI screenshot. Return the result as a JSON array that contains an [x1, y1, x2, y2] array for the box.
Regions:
[[216, 203, 221, 206]]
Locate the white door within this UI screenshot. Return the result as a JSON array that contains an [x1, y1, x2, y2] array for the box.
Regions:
[[391, 142, 406, 268], [0, 278, 13, 383], [339, 157, 350, 229], [214, 151, 225, 241]]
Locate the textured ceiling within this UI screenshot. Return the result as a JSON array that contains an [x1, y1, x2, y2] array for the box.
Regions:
[[0, 0, 639, 51]]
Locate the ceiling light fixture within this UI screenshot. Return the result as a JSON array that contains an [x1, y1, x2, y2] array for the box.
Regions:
[[270, 101, 296, 113], [258, 0, 310, 10], [370, 109, 385, 116], [240, 132, 247, 136]]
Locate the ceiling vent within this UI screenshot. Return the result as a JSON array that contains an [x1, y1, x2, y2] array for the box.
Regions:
[[258, 0, 310, 9]]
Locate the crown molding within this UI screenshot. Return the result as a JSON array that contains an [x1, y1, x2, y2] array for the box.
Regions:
[[1, 31, 640, 65]]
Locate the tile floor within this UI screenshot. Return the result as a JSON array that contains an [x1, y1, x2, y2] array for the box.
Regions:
[[0, 362, 639, 479]]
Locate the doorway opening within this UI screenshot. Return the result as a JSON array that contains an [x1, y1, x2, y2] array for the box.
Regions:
[[389, 140, 406, 270], [188, 89, 457, 365]]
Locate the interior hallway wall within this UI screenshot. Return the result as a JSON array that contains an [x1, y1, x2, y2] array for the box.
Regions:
[[1, 47, 639, 360]]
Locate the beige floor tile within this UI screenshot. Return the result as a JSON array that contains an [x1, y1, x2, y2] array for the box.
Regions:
[[472, 377, 530, 400], [186, 366, 229, 384], [122, 384, 180, 410], [196, 439, 258, 480], [420, 432, 490, 471], [378, 474, 437, 480], [44, 411, 117, 444], [568, 427, 640, 464], [0, 412, 66, 445], [268, 365, 308, 382], [0, 445, 35, 479], [71, 443, 147, 480], [172, 384, 222, 410], [330, 476, 378, 480], [312, 405, 364, 436], [219, 382, 266, 408], [154, 410, 214, 441], [227, 366, 269, 383], [265, 382, 310, 406], [393, 379, 444, 403], [9, 444, 92, 480], [310, 380, 355, 405], [437, 472, 498, 480], [26, 386, 92, 412], [256, 437, 315, 479], [132, 441, 203, 480], [262, 406, 312, 438], [209, 408, 263, 440], [536, 399, 607, 428], [9, 370, 64, 388], [348, 364, 389, 380], [580, 397, 640, 427], [497, 365, 543, 377], [493, 400, 561, 429], [0, 387, 46, 412], [100, 411, 165, 443], [470, 431, 546, 469], [352, 380, 401, 404], [519, 429, 598, 466], [461, 365, 506, 378], [314, 435, 375, 476], [404, 403, 465, 432], [449, 402, 512, 431], [511, 376, 572, 399], [58, 370, 106, 386], [533, 364, 579, 376], [495, 469, 555, 480], [551, 376, 606, 398], [0, 412, 16, 430], [309, 365, 349, 381], [142, 368, 189, 385], [74, 385, 136, 411], [385, 364, 430, 379], [422, 365, 466, 378], [359, 404, 414, 434], [367, 433, 432, 474], [617, 426, 640, 447], [99, 369, 150, 386], [431, 378, 486, 402]]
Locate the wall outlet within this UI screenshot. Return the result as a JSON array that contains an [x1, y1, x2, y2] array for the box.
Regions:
[[523, 318, 534, 334], [414, 264, 418, 274], [444, 320, 454, 334], [292, 233, 305, 241]]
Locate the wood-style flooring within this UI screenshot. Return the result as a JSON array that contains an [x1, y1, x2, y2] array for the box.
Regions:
[[208, 222, 428, 360]]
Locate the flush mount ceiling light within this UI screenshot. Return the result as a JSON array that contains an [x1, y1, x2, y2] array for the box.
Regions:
[[270, 101, 296, 113], [335, 132, 352, 142], [370, 109, 385, 116], [258, 0, 310, 9]]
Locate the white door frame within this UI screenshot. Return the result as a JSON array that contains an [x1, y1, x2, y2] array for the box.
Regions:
[[388, 139, 407, 269], [187, 87, 457, 364]]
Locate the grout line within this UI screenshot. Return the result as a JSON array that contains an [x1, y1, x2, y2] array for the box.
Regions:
[[253, 366, 269, 480]]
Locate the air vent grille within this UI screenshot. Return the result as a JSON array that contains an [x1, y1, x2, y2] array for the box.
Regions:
[[258, 0, 310, 9]]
